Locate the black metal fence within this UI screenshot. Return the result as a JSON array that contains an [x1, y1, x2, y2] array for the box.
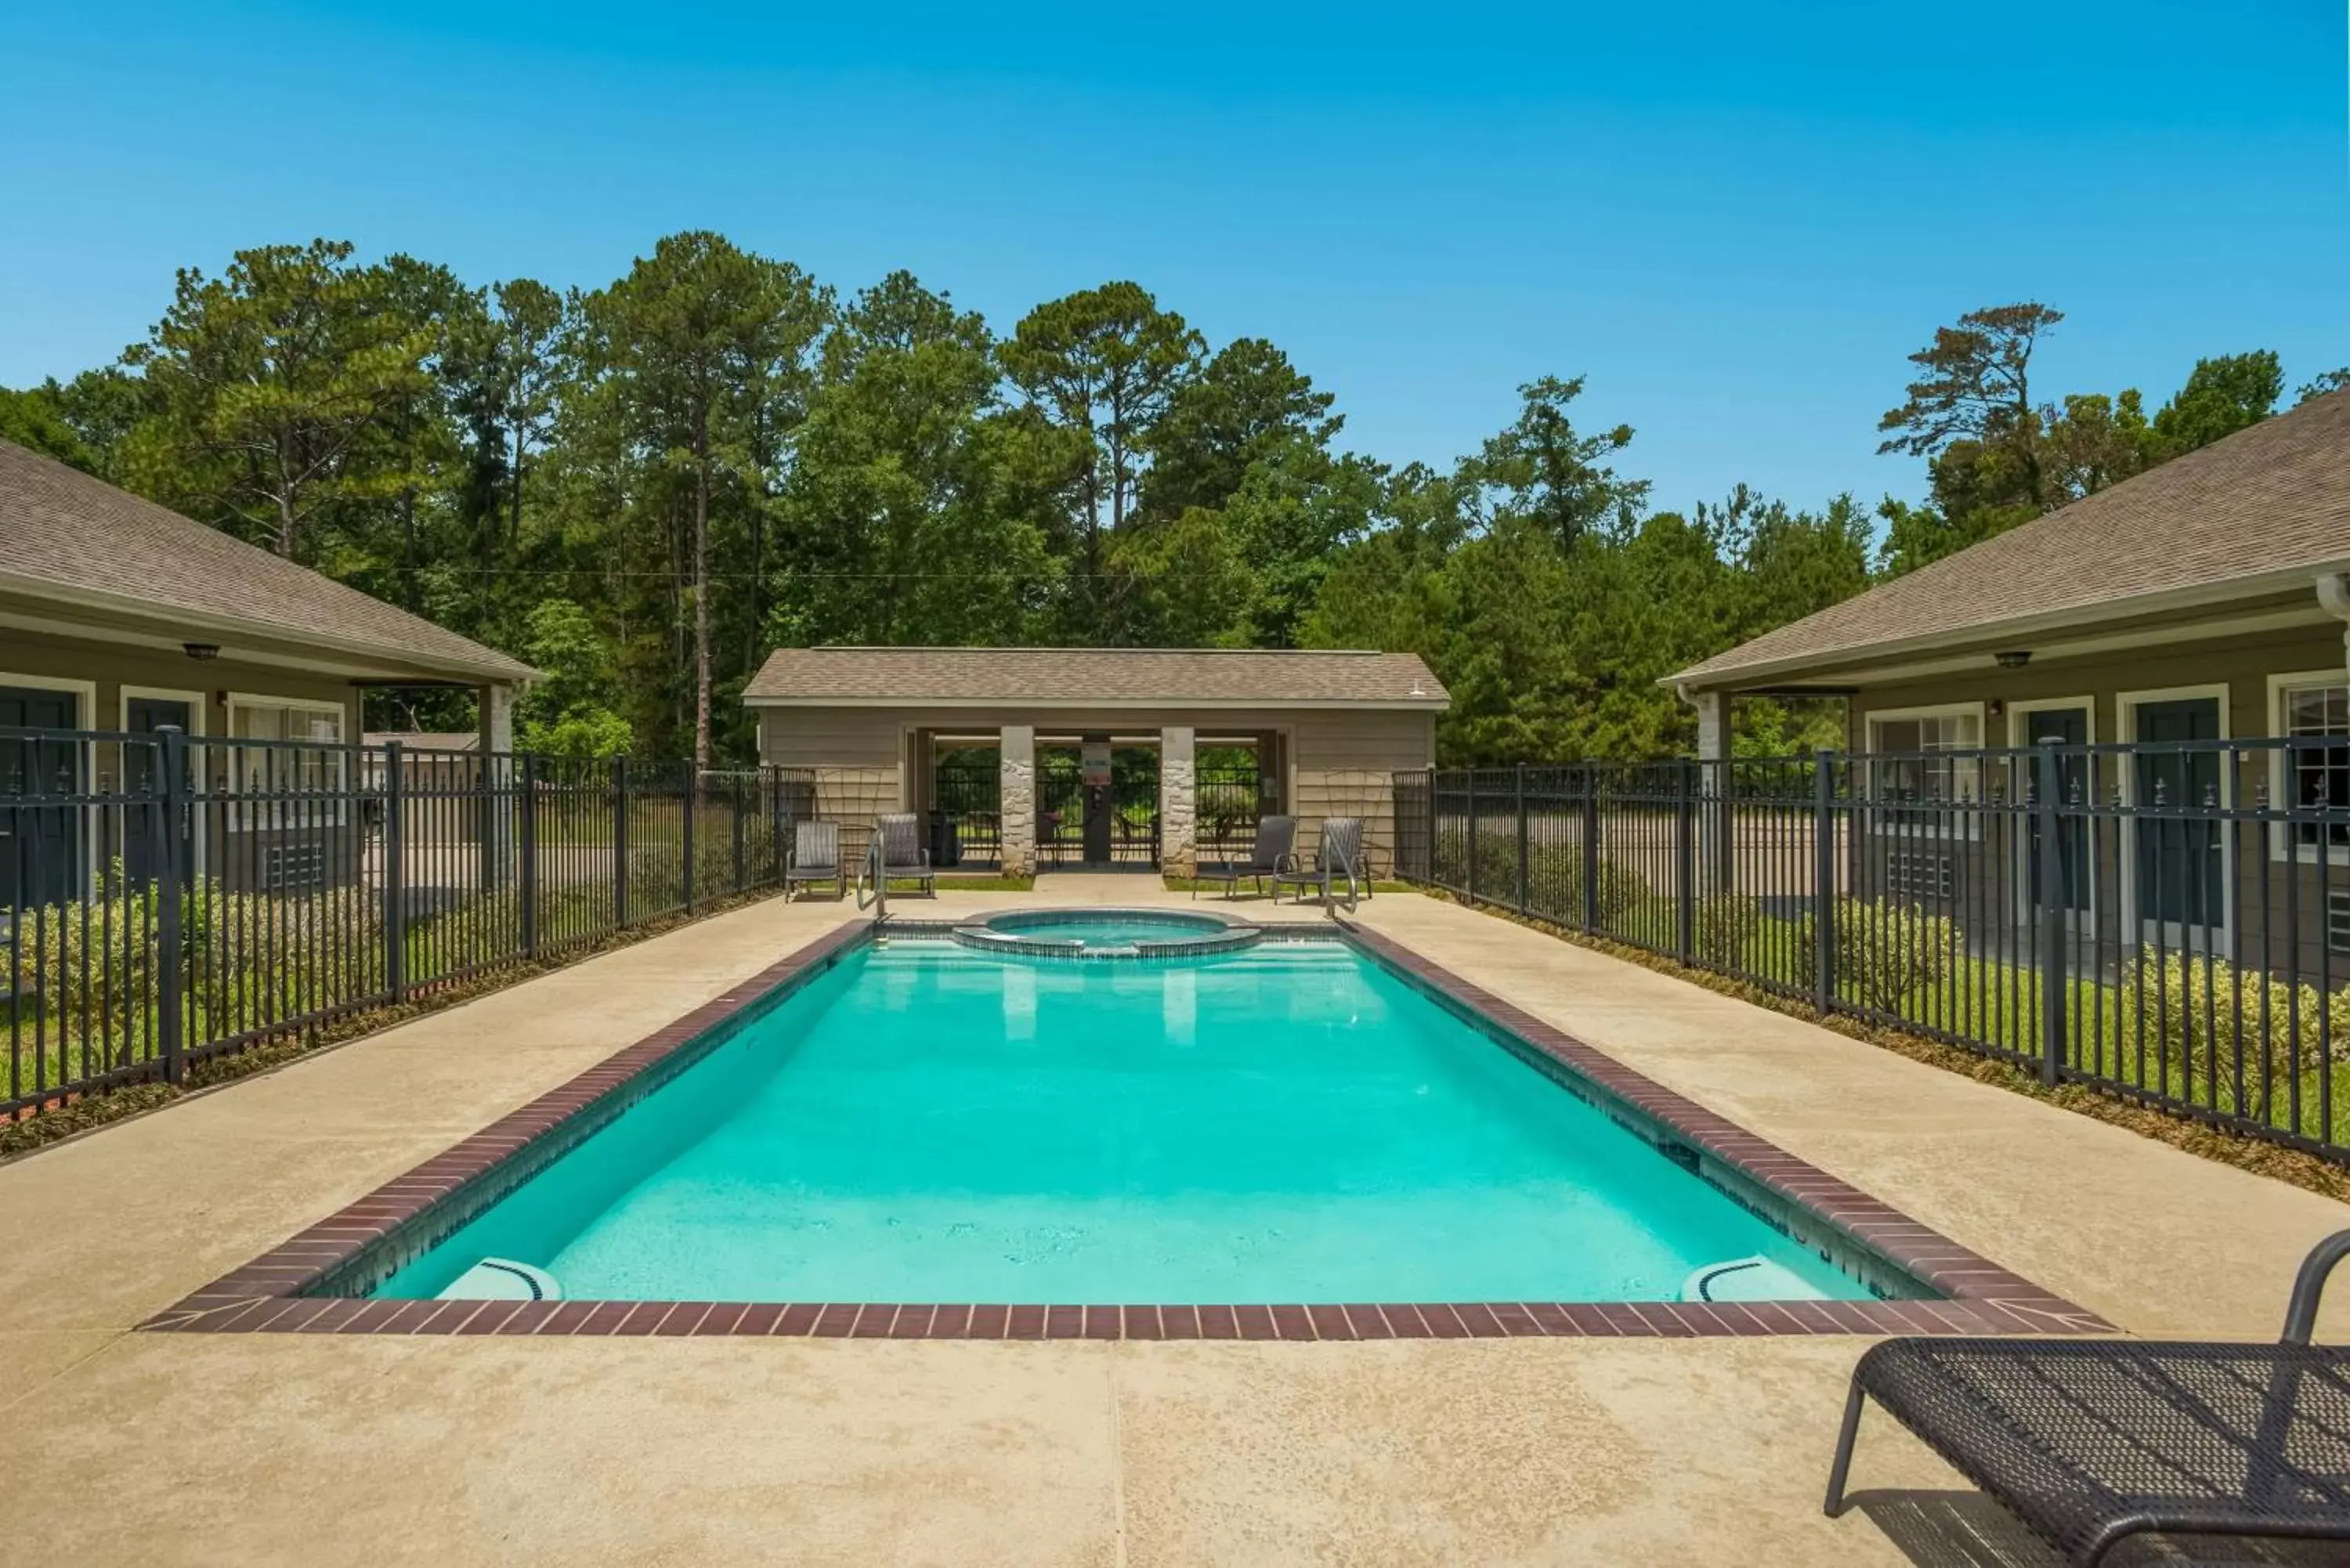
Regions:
[[931, 747, 1003, 865], [1036, 746, 1159, 865], [1396, 739, 2350, 1162], [1, 725, 813, 1119], [1197, 760, 1263, 865]]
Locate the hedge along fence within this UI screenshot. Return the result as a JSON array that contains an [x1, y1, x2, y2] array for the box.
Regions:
[[1396, 746, 2350, 1162], [0, 724, 815, 1119]]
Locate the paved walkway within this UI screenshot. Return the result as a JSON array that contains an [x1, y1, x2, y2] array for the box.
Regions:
[[0, 887, 2339, 1566]]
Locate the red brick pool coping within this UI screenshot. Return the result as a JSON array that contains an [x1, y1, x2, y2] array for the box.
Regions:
[[145, 916, 2113, 1341]]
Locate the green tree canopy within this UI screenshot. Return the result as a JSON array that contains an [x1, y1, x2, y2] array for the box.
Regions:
[[7, 244, 2324, 768]]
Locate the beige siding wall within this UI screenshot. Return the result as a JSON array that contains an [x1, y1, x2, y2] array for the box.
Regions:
[[1288, 710, 1437, 869], [1836, 623, 2346, 752], [0, 627, 361, 746], [754, 703, 1438, 868], [756, 708, 907, 843]]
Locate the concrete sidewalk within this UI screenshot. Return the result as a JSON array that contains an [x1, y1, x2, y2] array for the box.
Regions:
[[0, 887, 2336, 1566]]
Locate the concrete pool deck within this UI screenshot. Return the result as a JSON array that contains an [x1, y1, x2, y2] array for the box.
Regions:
[[0, 884, 2342, 1565]]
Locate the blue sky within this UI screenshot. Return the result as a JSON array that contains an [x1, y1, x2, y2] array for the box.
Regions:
[[4, 2, 2344, 518]]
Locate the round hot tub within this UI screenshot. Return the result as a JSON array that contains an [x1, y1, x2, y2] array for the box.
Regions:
[[950, 908, 1262, 960]]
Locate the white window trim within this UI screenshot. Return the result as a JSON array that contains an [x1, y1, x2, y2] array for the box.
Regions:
[[1863, 700, 1987, 841], [2007, 696, 2095, 750], [2006, 697, 2098, 929], [2116, 683, 2233, 947], [2265, 668, 2350, 865], [225, 692, 351, 831], [118, 685, 208, 739], [0, 673, 99, 898]]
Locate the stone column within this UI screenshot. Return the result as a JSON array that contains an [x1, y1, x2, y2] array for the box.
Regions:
[[479, 681, 517, 889], [1159, 724, 1196, 877], [999, 724, 1035, 878]]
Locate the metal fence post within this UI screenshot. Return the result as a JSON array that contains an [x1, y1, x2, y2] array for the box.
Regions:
[[1420, 768, 1436, 883], [155, 724, 186, 1084], [518, 750, 539, 959], [2036, 737, 2067, 1088], [382, 739, 406, 1003], [1676, 758, 1696, 963], [682, 768, 697, 917], [1813, 748, 1835, 1014], [1514, 764, 1529, 914], [732, 773, 747, 895], [768, 768, 786, 887], [1465, 770, 1479, 901], [1580, 768, 1600, 932], [613, 756, 631, 930]]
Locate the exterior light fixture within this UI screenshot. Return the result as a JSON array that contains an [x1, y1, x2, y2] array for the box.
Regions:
[[1994, 650, 2031, 670], [183, 641, 222, 661]]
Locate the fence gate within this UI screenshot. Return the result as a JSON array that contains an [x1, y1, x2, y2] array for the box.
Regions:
[[931, 746, 1002, 867], [1196, 758, 1263, 864]]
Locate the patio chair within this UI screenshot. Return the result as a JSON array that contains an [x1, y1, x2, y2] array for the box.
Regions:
[[1824, 1229, 2350, 1566], [1272, 816, 1371, 907], [873, 811, 936, 896], [1191, 815, 1296, 900], [782, 820, 844, 899]]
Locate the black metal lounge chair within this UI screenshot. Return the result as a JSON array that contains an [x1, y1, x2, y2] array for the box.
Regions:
[[783, 820, 844, 899], [1824, 1230, 2350, 1566], [1273, 816, 1370, 907], [873, 811, 936, 896], [1192, 815, 1296, 900]]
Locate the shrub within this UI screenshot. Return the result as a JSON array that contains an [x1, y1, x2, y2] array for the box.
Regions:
[[2117, 947, 2350, 1120], [1574, 858, 1652, 928], [1798, 897, 1954, 1013], [1691, 893, 1762, 967], [8, 869, 384, 1058]]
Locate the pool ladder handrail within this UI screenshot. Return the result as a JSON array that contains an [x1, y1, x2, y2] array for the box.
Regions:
[[855, 833, 888, 919], [1329, 841, 1361, 916]]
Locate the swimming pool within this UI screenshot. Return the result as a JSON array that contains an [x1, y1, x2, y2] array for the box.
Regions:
[[368, 934, 1866, 1304], [160, 916, 2102, 1339]]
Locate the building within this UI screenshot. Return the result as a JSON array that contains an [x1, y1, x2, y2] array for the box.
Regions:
[[742, 646, 1448, 876], [0, 438, 533, 901], [1668, 386, 2350, 954]]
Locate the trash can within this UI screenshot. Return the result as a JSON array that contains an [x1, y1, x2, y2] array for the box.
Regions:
[[927, 810, 964, 868]]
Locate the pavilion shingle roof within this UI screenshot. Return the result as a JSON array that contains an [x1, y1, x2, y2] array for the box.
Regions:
[[0, 439, 533, 683], [1673, 388, 2350, 686], [743, 646, 1448, 706]]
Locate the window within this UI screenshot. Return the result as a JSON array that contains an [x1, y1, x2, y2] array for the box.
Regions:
[[226, 698, 348, 823], [2276, 677, 2350, 855], [1866, 708, 1983, 805]]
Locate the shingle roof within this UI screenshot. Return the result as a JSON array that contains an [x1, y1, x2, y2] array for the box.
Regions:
[[0, 439, 533, 683], [743, 646, 1448, 706], [1674, 388, 2350, 686], [363, 732, 481, 751]]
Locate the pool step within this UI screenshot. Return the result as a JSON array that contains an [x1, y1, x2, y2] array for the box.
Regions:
[[1680, 1256, 1827, 1303]]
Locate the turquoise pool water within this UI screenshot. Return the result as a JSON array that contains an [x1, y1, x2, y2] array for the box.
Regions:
[[373, 939, 1867, 1302]]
